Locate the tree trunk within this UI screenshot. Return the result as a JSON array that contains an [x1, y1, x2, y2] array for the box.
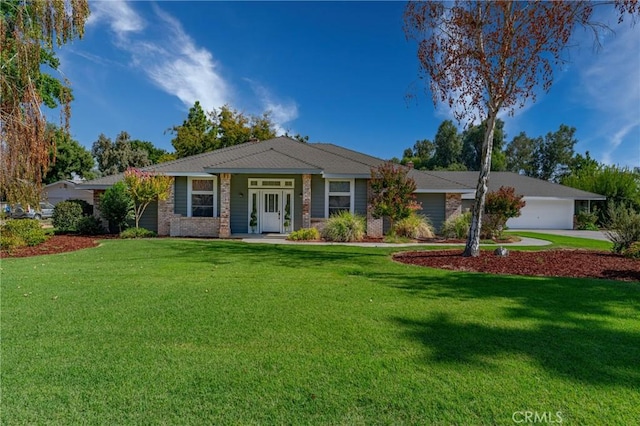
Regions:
[[463, 111, 498, 257]]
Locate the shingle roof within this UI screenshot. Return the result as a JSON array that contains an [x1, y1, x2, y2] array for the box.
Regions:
[[81, 137, 389, 188], [425, 171, 606, 199]]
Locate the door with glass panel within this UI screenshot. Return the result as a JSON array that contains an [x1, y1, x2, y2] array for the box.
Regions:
[[262, 192, 281, 232]]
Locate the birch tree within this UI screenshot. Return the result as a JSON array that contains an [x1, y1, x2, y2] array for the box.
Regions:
[[404, 0, 638, 256]]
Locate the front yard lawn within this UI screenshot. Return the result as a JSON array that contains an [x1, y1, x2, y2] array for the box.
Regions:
[[2, 239, 638, 424]]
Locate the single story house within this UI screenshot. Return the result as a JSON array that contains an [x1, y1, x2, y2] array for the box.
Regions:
[[81, 137, 604, 236], [424, 171, 606, 229], [42, 179, 94, 206]]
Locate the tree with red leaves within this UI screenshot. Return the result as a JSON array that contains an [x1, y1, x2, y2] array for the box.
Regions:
[[404, 0, 638, 256], [370, 163, 420, 234]]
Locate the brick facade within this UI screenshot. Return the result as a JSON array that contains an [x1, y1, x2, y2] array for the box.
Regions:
[[302, 174, 311, 229], [157, 177, 176, 236], [219, 173, 231, 238], [445, 193, 462, 220], [170, 217, 220, 237]]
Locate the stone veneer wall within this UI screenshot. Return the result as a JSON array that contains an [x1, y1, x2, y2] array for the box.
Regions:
[[170, 217, 220, 237], [219, 173, 231, 238], [157, 177, 176, 236], [445, 193, 462, 220], [92, 190, 109, 229], [302, 174, 311, 229]]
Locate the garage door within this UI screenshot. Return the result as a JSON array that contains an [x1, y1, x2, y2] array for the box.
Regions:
[[507, 198, 573, 230]]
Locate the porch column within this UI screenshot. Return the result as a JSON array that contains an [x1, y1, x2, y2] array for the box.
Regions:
[[366, 181, 383, 238], [302, 174, 311, 229], [157, 177, 175, 236], [219, 173, 231, 238], [445, 193, 462, 220]]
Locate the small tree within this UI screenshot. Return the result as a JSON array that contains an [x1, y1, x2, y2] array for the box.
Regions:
[[483, 186, 525, 238], [369, 163, 420, 233], [123, 168, 173, 229], [100, 182, 133, 233]]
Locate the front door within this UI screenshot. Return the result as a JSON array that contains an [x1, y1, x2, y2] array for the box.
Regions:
[[262, 192, 281, 233]]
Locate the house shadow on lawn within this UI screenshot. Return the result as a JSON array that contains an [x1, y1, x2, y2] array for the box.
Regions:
[[376, 270, 640, 389], [157, 239, 389, 269]]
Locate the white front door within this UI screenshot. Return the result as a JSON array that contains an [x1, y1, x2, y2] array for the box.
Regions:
[[262, 192, 281, 233]]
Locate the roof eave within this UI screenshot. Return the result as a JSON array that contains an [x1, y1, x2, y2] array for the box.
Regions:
[[204, 168, 322, 175]]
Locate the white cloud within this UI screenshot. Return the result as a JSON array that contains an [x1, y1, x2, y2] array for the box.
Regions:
[[574, 18, 640, 165], [87, 1, 145, 36], [246, 80, 299, 135], [88, 1, 230, 111]]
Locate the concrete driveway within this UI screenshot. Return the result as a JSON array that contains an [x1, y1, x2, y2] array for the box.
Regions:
[[515, 229, 610, 241]]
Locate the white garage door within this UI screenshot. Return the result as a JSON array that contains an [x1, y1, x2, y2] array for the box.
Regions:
[[506, 198, 574, 230]]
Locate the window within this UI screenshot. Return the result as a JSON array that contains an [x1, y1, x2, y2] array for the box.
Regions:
[[326, 179, 354, 217], [188, 177, 216, 217]]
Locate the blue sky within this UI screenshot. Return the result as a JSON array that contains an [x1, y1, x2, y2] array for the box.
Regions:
[[54, 1, 639, 168]]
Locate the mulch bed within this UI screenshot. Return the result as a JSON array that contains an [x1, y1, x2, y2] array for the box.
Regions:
[[1, 235, 107, 258], [394, 249, 640, 282]]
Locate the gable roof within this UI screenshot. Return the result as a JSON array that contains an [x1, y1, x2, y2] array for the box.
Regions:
[[425, 171, 606, 200], [81, 137, 390, 188]]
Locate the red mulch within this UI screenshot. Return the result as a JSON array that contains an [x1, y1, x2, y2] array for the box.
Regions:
[[394, 249, 640, 282], [1, 235, 106, 258]]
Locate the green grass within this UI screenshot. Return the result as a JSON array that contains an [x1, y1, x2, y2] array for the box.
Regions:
[[2, 239, 638, 424]]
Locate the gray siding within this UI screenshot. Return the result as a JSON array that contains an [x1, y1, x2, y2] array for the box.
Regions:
[[174, 176, 187, 216], [354, 179, 368, 216], [311, 175, 325, 218], [230, 175, 249, 233], [138, 201, 158, 232], [416, 193, 446, 231]]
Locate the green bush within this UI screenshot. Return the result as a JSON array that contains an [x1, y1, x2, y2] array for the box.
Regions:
[[394, 213, 435, 239], [605, 202, 640, 254], [440, 212, 471, 239], [321, 211, 366, 242], [0, 233, 25, 251], [100, 182, 134, 233], [120, 227, 157, 239], [1, 219, 48, 248], [52, 201, 84, 233], [66, 199, 93, 216], [287, 227, 320, 241], [77, 216, 105, 235], [575, 210, 599, 230], [622, 241, 640, 259]]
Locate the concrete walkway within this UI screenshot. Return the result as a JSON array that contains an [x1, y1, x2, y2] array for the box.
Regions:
[[515, 229, 610, 241], [238, 234, 551, 247]]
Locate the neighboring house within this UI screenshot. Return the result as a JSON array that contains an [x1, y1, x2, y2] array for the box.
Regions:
[[80, 137, 604, 236], [42, 180, 94, 206], [427, 171, 606, 229]]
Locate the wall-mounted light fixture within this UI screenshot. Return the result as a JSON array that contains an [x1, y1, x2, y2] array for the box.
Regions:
[[239, 192, 244, 198]]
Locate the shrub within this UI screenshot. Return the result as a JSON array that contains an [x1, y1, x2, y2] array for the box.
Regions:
[[483, 186, 525, 238], [622, 242, 640, 259], [0, 233, 25, 251], [575, 209, 599, 230], [287, 227, 321, 241], [52, 201, 84, 233], [605, 202, 640, 254], [66, 199, 93, 216], [120, 227, 157, 239], [321, 211, 366, 242], [1, 219, 48, 247], [100, 182, 134, 233], [369, 162, 420, 232], [394, 213, 435, 239], [440, 212, 471, 239], [77, 216, 105, 235]]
